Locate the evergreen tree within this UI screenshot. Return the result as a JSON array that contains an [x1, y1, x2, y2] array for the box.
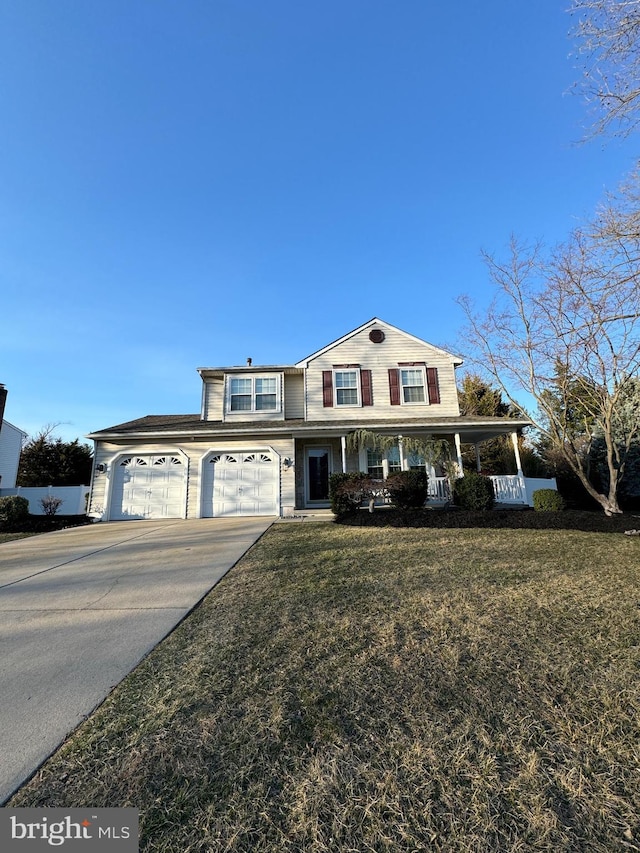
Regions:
[[17, 429, 93, 487]]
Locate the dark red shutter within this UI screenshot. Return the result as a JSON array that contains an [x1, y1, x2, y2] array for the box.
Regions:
[[322, 371, 333, 407], [388, 369, 400, 405], [427, 367, 440, 404], [361, 369, 373, 406]]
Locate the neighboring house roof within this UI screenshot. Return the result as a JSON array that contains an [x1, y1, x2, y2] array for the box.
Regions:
[[295, 317, 464, 367], [88, 413, 530, 444]]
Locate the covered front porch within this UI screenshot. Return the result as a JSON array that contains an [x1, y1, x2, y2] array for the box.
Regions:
[[292, 416, 557, 510]]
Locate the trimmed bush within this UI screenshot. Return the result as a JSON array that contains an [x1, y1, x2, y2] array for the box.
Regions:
[[329, 473, 375, 518], [0, 495, 30, 530], [384, 470, 429, 510], [533, 488, 566, 511], [452, 473, 495, 511]]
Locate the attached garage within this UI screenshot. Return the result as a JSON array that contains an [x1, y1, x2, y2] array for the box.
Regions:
[[110, 454, 187, 520], [201, 450, 279, 517]]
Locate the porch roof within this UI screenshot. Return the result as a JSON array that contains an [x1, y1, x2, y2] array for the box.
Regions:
[[87, 414, 531, 444]]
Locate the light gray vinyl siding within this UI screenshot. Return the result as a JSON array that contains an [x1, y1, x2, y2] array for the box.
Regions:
[[202, 378, 225, 420], [0, 421, 25, 488], [284, 373, 305, 419], [304, 324, 460, 422]]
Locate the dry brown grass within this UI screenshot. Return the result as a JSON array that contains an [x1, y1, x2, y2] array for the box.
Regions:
[[0, 532, 38, 543], [9, 523, 640, 852]]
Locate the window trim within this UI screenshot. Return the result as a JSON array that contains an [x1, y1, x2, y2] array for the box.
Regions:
[[399, 366, 427, 405], [333, 368, 361, 408], [226, 374, 281, 414]]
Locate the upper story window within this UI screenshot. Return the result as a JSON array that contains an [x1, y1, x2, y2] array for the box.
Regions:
[[322, 366, 373, 408], [334, 370, 359, 406], [389, 365, 440, 406], [228, 375, 279, 412], [400, 368, 426, 404]]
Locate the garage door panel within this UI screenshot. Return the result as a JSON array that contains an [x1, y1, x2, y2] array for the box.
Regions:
[[202, 451, 279, 517], [111, 455, 186, 520]]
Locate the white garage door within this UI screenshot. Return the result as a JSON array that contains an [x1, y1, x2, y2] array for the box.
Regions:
[[111, 455, 186, 520], [202, 451, 279, 517]]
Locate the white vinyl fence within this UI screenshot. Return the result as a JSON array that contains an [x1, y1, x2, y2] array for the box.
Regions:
[[0, 486, 90, 515]]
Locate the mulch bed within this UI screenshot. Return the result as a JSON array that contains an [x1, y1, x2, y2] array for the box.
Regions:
[[336, 506, 640, 533], [1, 514, 93, 534]]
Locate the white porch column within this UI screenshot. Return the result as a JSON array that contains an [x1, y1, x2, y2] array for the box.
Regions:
[[511, 431, 526, 503], [511, 431, 523, 475], [340, 435, 347, 473], [454, 433, 464, 476], [398, 435, 406, 471], [475, 444, 482, 473]]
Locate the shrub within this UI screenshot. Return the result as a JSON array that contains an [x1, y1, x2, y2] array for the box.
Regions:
[[40, 495, 64, 516], [329, 473, 376, 517], [452, 473, 495, 511], [0, 495, 30, 530], [384, 470, 429, 509], [533, 488, 566, 511]]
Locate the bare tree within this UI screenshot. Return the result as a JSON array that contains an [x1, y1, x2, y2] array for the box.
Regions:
[[458, 184, 640, 514], [570, 0, 640, 138]]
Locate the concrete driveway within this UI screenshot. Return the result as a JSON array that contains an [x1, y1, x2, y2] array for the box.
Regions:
[[0, 517, 274, 804]]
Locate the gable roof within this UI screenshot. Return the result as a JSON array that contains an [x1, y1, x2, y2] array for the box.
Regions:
[[295, 317, 463, 367]]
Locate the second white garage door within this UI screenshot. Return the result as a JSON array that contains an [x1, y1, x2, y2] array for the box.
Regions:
[[201, 451, 279, 517]]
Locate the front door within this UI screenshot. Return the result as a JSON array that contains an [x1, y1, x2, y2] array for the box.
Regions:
[[306, 447, 331, 504]]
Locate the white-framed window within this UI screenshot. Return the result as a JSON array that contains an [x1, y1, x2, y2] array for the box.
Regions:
[[366, 449, 384, 479], [228, 375, 279, 413], [334, 369, 360, 407], [365, 446, 405, 479], [400, 368, 426, 404]]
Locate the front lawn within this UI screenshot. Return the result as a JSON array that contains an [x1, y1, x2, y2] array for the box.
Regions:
[[9, 523, 640, 852], [0, 532, 37, 543]]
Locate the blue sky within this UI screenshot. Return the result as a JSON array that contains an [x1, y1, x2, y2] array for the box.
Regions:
[[1, 0, 637, 443]]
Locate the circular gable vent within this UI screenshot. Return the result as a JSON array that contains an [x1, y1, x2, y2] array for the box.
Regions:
[[369, 329, 385, 343]]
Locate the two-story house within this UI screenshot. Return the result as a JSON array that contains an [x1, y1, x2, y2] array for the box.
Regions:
[[87, 318, 534, 520]]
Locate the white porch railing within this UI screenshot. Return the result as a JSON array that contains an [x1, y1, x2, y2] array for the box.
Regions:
[[428, 477, 452, 502], [488, 475, 527, 504], [428, 475, 529, 504], [369, 474, 556, 507]]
